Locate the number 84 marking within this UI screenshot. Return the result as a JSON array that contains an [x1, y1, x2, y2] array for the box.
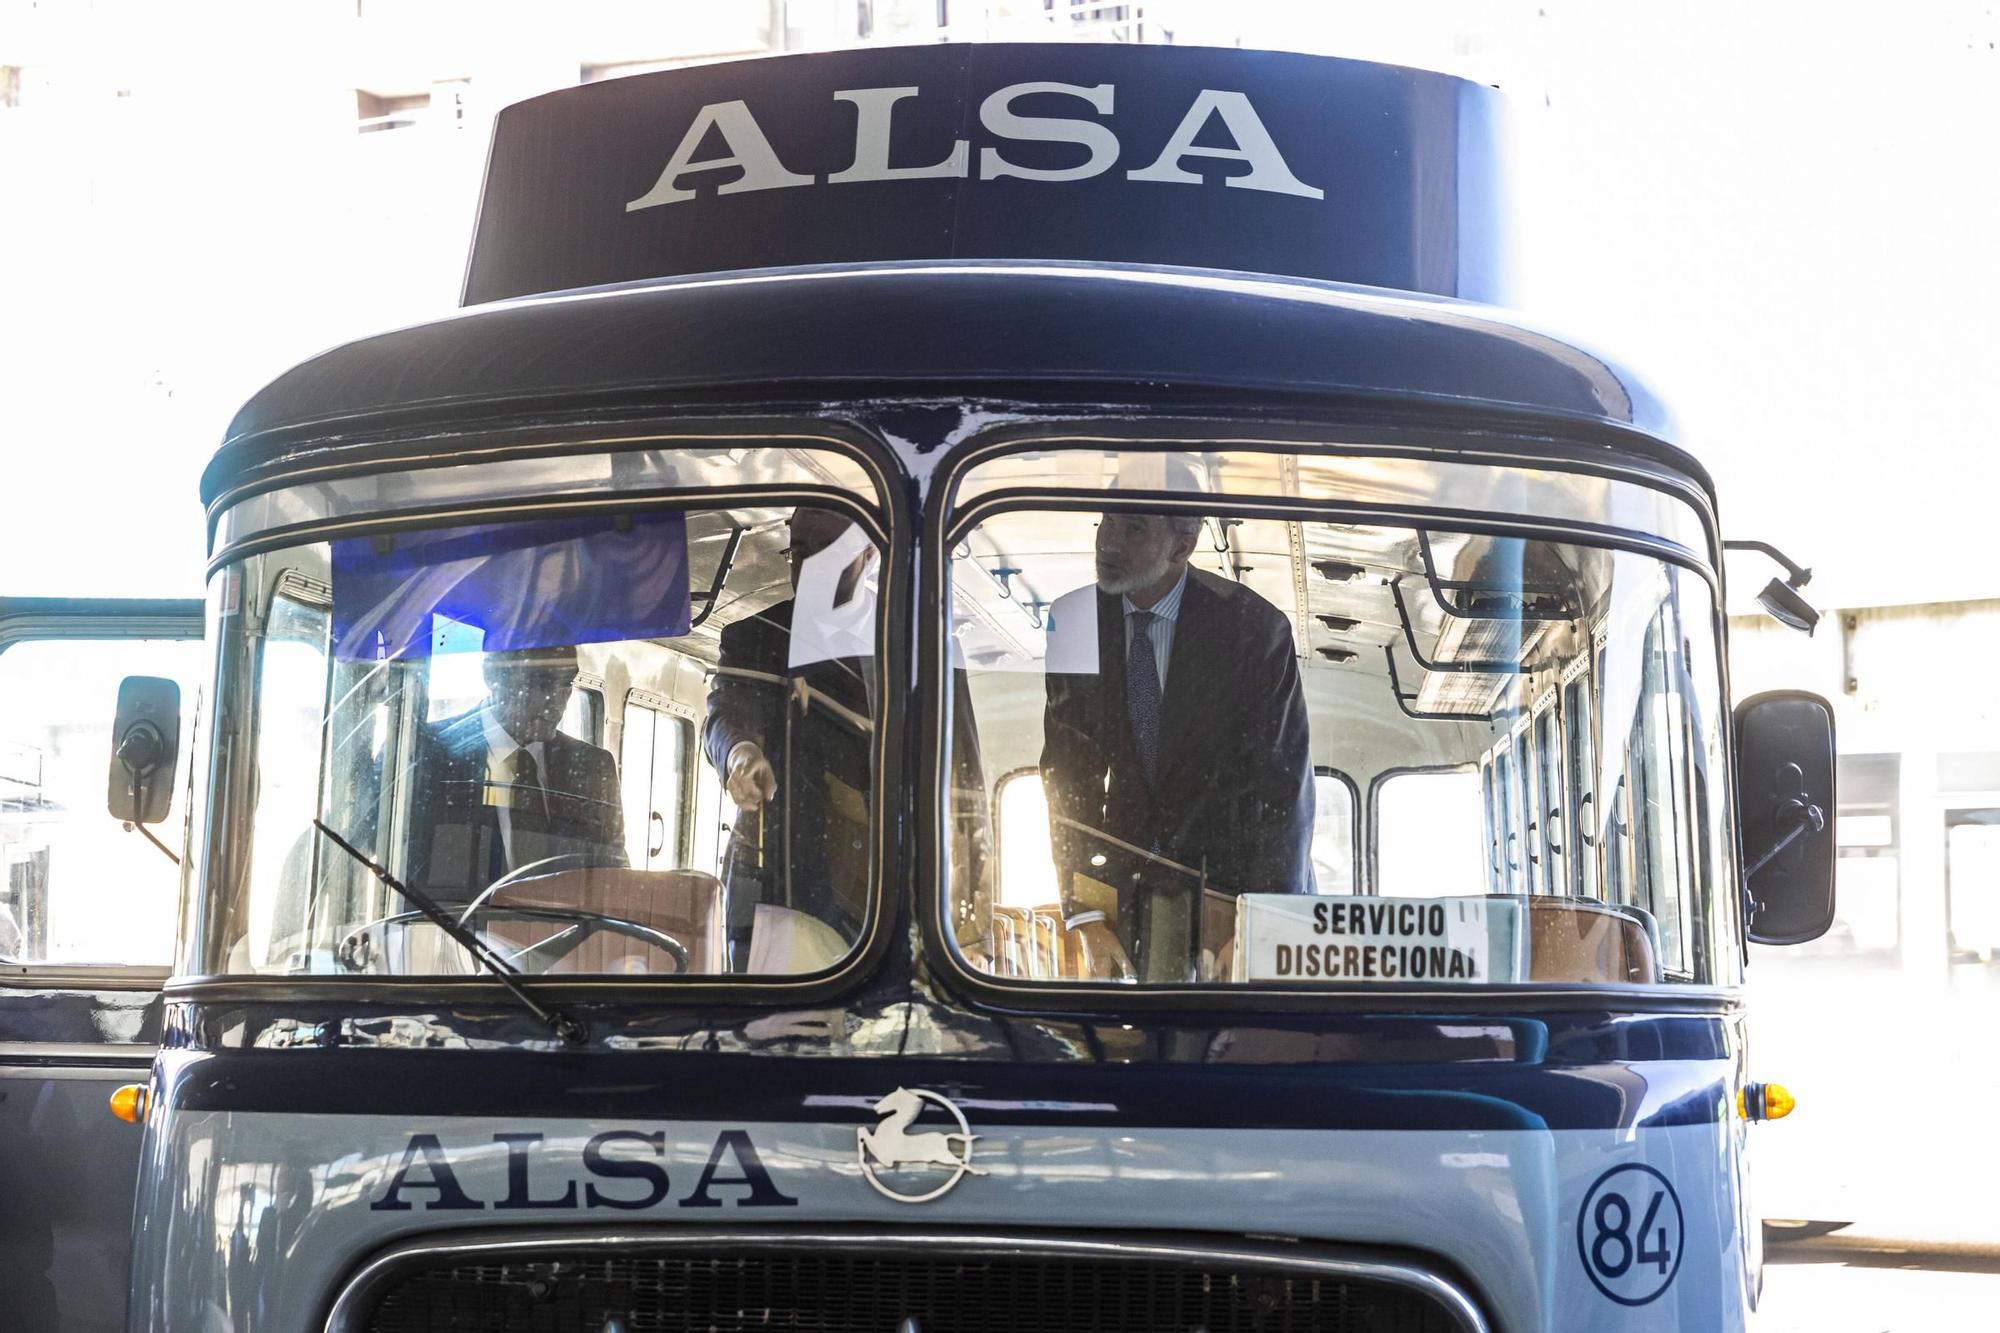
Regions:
[[1577, 1164, 1686, 1307]]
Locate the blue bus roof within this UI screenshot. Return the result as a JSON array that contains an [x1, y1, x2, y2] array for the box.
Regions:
[[205, 261, 1696, 507]]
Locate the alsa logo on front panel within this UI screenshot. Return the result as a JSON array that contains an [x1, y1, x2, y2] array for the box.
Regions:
[[625, 82, 1324, 211], [368, 1129, 797, 1212]]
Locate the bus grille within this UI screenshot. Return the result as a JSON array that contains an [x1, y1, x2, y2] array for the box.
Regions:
[[361, 1248, 1464, 1332]]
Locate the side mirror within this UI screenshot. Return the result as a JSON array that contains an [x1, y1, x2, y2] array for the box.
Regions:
[[1724, 540, 1819, 635], [1734, 691, 1836, 945], [107, 676, 181, 825], [1754, 578, 1820, 635]]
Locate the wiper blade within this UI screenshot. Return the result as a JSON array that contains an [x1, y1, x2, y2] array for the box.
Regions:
[[312, 819, 586, 1046]]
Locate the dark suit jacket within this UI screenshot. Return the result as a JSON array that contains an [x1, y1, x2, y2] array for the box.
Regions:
[[703, 600, 875, 940], [703, 599, 992, 948], [1042, 568, 1314, 911], [404, 708, 625, 901]]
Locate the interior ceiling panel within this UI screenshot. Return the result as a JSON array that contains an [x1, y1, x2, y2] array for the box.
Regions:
[[689, 509, 789, 622], [941, 514, 1601, 697], [1292, 522, 1424, 674]]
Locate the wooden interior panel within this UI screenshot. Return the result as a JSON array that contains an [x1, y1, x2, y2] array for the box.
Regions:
[[1525, 897, 1659, 984], [484, 867, 726, 975]]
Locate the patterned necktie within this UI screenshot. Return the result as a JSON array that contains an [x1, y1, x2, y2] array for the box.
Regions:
[[486, 747, 546, 880], [511, 747, 548, 828], [1126, 610, 1161, 786]]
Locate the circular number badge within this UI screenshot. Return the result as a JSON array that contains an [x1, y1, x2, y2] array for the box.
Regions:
[[1576, 1163, 1685, 1306]]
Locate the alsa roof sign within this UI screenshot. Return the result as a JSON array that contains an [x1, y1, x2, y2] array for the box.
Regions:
[[463, 43, 1516, 306]]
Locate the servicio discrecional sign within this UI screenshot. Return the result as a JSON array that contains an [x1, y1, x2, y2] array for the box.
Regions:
[[1233, 896, 1521, 984], [464, 43, 1514, 305]]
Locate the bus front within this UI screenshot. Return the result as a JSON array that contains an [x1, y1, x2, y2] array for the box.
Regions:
[[122, 42, 1837, 1333]]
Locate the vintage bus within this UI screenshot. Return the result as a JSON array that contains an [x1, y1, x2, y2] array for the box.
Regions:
[[31, 42, 1842, 1332]]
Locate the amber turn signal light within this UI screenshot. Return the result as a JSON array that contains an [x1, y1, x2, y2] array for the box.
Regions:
[[1738, 1081, 1795, 1122], [109, 1083, 150, 1124]]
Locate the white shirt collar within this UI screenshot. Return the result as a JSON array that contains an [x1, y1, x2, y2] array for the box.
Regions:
[[480, 704, 530, 764], [1122, 566, 1190, 622]]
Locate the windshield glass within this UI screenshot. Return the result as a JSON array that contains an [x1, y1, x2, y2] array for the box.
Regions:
[[943, 495, 1736, 989], [198, 500, 884, 979]]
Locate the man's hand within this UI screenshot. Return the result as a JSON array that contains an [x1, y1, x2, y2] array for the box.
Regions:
[[725, 741, 779, 808]]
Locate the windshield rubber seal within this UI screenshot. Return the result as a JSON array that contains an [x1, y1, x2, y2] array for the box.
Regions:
[[204, 416, 890, 555]]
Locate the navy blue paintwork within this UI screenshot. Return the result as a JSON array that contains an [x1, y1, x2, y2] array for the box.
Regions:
[[203, 263, 1693, 507], [465, 45, 1514, 304], [158, 996, 1734, 1133]]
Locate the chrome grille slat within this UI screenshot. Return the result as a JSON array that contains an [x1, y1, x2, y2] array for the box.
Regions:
[[334, 1230, 1485, 1333]]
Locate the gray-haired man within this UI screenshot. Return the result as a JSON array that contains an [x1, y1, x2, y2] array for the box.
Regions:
[[1042, 511, 1314, 979]]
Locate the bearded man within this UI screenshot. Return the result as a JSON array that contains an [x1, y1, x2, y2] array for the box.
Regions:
[[1040, 511, 1314, 980]]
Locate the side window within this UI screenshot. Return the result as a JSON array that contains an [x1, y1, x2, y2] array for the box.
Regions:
[[1374, 769, 1485, 897], [562, 684, 605, 748], [1493, 745, 1518, 892], [1564, 670, 1599, 900], [995, 768, 1058, 909], [0, 636, 206, 968], [1624, 607, 1694, 976], [690, 741, 732, 880], [1512, 725, 1537, 893], [1534, 701, 1566, 895], [241, 596, 331, 969], [1310, 769, 1357, 893], [1479, 755, 1499, 891], [619, 694, 691, 870]]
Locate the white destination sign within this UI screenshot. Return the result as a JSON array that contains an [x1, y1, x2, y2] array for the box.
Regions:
[[1234, 895, 1516, 984]]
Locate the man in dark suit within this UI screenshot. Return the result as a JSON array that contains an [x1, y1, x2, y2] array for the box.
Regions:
[[703, 509, 877, 964], [704, 509, 993, 968], [1042, 511, 1313, 980], [406, 643, 625, 903]]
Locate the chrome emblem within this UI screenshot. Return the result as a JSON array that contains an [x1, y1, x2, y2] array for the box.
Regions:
[[857, 1087, 985, 1203]]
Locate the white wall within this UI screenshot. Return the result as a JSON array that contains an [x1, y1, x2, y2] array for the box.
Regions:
[[1732, 598, 2000, 981]]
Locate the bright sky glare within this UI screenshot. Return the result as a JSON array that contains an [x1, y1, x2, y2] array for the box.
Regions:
[[0, 1, 1993, 610]]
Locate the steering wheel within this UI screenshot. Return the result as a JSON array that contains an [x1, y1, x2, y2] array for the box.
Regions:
[[460, 904, 689, 975], [339, 903, 690, 976], [337, 850, 690, 976], [456, 850, 626, 927]]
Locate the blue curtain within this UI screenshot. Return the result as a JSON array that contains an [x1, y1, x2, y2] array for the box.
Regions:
[[331, 513, 691, 661]]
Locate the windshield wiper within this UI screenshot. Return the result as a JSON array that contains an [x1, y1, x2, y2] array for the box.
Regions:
[[312, 819, 586, 1046]]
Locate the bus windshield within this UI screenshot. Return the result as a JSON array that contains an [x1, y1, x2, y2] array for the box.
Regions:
[[941, 459, 1738, 990], [195, 501, 886, 980]]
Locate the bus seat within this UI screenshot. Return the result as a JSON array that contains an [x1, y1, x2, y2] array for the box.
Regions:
[[482, 868, 726, 976], [1031, 905, 1073, 977], [744, 902, 848, 974], [1025, 905, 1065, 977], [992, 906, 1031, 977], [1524, 896, 1660, 985], [1200, 888, 1238, 982], [1064, 910, 1135, 983]]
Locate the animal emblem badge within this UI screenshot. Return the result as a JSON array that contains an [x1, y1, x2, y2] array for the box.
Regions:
[[857, 1087, 986, 1203]]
